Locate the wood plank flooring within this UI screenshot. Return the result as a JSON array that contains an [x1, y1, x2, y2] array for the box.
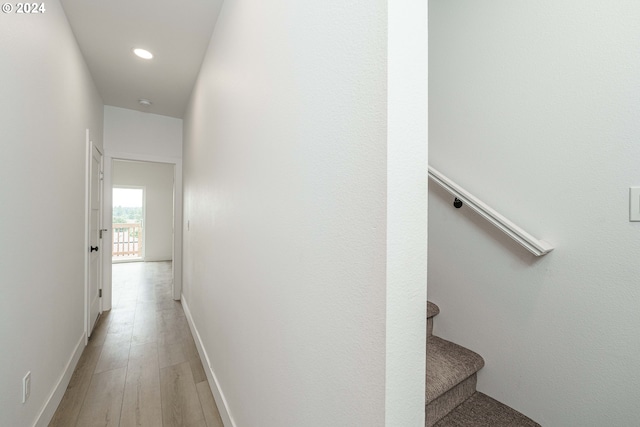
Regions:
[[50, 261, 224, 427]]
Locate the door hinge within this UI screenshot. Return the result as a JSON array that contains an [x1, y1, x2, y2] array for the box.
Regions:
[[99, 289, 102, 298], [99, 172, 104, 181]]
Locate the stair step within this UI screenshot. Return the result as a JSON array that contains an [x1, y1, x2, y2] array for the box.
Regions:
[[433, 392, 541, 427], [427, 373, 478, 426], [426, 336, 484, 403], [424, 301, 540, 426], [426, 336, 484, 426], [427, 301, 440, 318], [427, 301, 439, 337]]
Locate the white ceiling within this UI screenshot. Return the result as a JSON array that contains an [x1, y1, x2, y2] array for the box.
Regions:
[[60, 0, 222, 118]]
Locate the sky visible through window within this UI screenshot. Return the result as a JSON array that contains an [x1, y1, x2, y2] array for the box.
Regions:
[[113, 188, 142, 207], [113, 188, 143, 224]]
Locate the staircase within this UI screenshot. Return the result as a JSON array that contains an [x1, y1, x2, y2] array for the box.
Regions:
[[426, 301, 541, 426]]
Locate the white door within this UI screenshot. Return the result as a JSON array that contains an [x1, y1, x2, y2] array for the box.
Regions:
[[88, 142, 103, 336]]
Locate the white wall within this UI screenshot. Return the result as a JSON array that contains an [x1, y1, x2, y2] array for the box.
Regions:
[[103, 106, 183, 306], [183, 0, 426, 425], [104, 106, 183, 158], [112, 160, 175, 262], [0, 1, 104, 425], [386, 0, 428, 425], [429, 1, 640, 425]]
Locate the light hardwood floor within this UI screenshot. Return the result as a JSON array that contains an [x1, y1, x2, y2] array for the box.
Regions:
[[50, 261, 224, 427]]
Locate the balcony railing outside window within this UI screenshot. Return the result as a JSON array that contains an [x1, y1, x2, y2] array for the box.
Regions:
[[112, 223, 143, 259]]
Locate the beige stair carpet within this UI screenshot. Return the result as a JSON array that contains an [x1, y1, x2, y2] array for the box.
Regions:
[[426, 336, 485, 426], [433, 392, 541, 426]]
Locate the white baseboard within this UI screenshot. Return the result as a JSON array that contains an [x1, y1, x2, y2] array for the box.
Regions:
[[143, 256, 173, 262], [34, 332, 85, 427], [181, 295, 236, 427]]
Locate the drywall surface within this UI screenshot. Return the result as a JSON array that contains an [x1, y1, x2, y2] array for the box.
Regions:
[[112, 160, 175, 261], [182, 0, 395, 425], [0, 1, 104, 425], [429, 1, 640, 425], [386, 0, 428, 426], [103, 106, 183, 308], [104, 105, 182, 158]]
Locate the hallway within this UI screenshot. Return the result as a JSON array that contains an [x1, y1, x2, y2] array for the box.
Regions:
[[50, 262, 223, 427]]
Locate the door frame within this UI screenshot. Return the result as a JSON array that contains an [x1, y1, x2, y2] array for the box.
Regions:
[[84, 130, 104, 343], [102, 151, 183, 309]]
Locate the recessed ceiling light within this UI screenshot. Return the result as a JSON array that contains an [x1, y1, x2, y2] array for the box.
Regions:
[[133, 48, 153, 59], [139, 99, 152, 106]]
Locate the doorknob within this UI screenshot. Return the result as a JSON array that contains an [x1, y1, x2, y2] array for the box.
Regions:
[[90, 246, 99, 252]]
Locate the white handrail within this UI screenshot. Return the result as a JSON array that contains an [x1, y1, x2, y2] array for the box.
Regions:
[[428, 166, 554, 256]]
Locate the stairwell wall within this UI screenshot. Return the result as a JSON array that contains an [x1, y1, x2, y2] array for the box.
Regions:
[[0, 1, 104, 425], [428, 1, 640, 425]]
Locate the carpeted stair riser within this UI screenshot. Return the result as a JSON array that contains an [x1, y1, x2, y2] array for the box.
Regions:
[[426, 374, 477, 427], [426, 336, 484, 427], [427, 301, 439, 337], [426, 336, 485, 403]]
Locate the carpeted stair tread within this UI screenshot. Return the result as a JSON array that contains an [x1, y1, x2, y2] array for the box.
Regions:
[[433, 392, 541, 427], [427, 301, 440, 319], [426, 336, 485, 404]]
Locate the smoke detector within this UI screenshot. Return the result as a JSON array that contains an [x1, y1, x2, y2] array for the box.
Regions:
[[138, 99, 152, 107]]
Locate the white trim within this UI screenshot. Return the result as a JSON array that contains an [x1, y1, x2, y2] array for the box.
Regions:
[[33, 333, 85, 427], [99, 149, 104, 316], [84, 129, 91, 343], [143, 256, 173, 262], [106, 150, 181, 165], [428, 166, 554, 256], [85, 138, 104, 340], [112, 258, 144, 264], [103, 150, 183, 309], [386, 1, 429, 425], [182, 296, 236, 427]]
